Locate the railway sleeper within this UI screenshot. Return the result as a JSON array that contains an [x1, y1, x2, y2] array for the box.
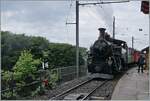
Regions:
[[64, 93, 107, 100], [90, 96, 105, 100], [63, 93, 88, 100]]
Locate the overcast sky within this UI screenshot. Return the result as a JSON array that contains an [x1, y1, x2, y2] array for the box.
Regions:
[[1, 0, 149, 50]]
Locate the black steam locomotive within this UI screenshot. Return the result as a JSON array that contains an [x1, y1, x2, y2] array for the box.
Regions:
[[87, 28, 128, 79]]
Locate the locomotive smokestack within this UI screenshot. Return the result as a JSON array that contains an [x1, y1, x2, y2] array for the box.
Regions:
[[98, 28, 106, 39]]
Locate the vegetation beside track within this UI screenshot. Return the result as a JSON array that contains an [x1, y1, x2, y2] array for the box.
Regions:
[[1, 31, 87, 99]]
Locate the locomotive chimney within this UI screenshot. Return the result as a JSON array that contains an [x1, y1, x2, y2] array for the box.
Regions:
[[98, 28, 106, 39]]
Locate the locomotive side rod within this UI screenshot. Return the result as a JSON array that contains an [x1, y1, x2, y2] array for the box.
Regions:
[[50, 78, 93, 100], [81, 80, 108, 100]]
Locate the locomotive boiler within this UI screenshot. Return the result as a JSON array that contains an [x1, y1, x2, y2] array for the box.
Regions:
[[87, 28, 128, 79]]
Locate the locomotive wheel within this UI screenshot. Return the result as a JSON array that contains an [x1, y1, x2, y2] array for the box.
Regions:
[[88, 63, 95, 73], [94, 63, 104, 72]]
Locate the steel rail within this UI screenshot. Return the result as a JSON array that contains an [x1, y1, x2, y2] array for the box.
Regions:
[[81, 80, 108, 100], [50, 78, 93, 100]]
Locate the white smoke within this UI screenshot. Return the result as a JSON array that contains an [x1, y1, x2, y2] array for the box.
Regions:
[[95, 1, 114, 35]]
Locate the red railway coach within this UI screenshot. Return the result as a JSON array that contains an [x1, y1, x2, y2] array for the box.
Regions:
[[127, 48, 140, 64]]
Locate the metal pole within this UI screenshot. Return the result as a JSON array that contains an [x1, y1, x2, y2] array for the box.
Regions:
[[132, 36, 134, 49], [76, 0, 79, 78], [113, 16, 115, 39], [79, 0, 129, 5]]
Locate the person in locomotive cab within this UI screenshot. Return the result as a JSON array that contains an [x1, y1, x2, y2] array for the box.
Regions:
[[138, 53, 145, 73]]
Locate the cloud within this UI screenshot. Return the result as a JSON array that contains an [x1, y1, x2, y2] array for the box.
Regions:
[[112, 1, 149, 50], [1, 0, 149, 50], [1, 1, 73, 40]]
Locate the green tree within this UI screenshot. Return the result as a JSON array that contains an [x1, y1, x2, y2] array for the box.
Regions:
[[47, 43, 86, 69], [1, 31, 87, 70], [13, 50, 41, 82], [2, 50, 41, 99], [30, 36, 49, 59], [1, 31, 32, 70]]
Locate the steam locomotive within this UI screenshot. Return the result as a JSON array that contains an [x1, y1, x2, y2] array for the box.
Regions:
[[87, 28, 128, 79]]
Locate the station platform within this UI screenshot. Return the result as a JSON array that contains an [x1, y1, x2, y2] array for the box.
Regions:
[[111, 67, 149, 100]]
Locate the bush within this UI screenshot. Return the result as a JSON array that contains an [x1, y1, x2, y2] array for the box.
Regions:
[[1, 50, 41, 99]]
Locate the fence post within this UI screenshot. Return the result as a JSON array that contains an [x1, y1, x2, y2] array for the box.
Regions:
[[79, 65, 80, 77], [58, 68, 61, 83], [40, 70, 42, 92], [85, 60, 88, 75]]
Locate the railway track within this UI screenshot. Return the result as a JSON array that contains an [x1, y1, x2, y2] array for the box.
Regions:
[[32, 72, 124, 100], [81, 80, 108, 100], [50, 79, 108, 100]]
